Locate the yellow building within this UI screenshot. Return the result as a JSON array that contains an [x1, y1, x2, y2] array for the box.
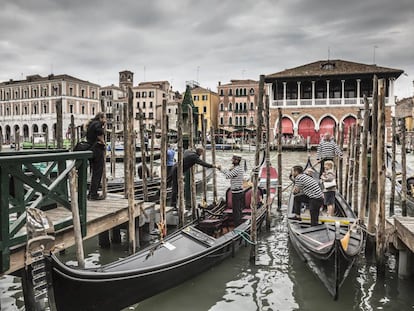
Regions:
[[191, 86, 219, 132]]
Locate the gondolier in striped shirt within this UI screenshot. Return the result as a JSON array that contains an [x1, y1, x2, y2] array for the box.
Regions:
[[316, 133, 343, 176], [218, 154, 245, 226], [290, 165, 324, 226]]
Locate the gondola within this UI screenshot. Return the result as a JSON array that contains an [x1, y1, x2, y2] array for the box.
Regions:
[[386, 150, 414, 215], [287, 159, 364, 300], [47, 186, 266, 311], [258, 164, 278, 203]]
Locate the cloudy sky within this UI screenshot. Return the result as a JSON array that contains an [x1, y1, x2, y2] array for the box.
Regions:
[[1, 0, 413, 98]]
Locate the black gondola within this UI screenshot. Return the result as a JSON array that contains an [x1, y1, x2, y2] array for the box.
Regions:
[[47, 186, 266, 311], [287, 159, 364, 300]]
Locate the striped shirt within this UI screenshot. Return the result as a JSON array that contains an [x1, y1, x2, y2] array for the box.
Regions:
[[294, 173, 323, 199], [221, 165, 244, 193], [316, 140, 343, 160]]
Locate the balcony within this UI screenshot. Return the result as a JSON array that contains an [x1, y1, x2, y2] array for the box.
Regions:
[[271, 97, 391, 107]]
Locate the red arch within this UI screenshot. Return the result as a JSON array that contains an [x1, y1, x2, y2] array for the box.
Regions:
[[343, 116, 357, 143], [319, 117, 336, 138], [281, 118, 293, 134], [298, 117, 318, 144]]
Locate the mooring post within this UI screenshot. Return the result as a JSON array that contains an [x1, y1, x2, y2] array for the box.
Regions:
[[69, 169, 85, 268], [210, 126, 218, 203], [150, 125, 155, 179], [250, 74, 264, 262], [352, 115, 361, 217], [127, 87, 136, 253], [376, 78, 386, 275], [138, 108, 148, 201], [366, 75, 379, 255], [359, 95, 370, 223], [390, 117, 397, 216], [264, 94, 272, 229], [177, 101, 185, 227], [401, 117, 408, 217], [277, 107, 283, 211]]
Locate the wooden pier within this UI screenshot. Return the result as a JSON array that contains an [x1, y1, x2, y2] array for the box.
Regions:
[[5, 194, 157, 275], [386, 216, 414, 277]]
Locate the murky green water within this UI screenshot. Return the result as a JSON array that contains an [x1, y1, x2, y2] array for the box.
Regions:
[[1, 150, 414, 310]]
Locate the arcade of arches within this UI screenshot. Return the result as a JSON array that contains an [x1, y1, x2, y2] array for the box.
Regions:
[[0, 123, 56, 144]]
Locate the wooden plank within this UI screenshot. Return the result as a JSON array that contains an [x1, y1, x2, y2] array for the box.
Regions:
[[394, 216, 414, 253], [4, 199, 147, 275]]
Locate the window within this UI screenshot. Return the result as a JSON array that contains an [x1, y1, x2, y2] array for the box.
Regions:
[[92, 91, 95, 99], [33, 89, 37, 98], [149, 112, 154, 119], [43, 88, 47, 97], [236, 89, 239, 96], [229, 89, 233, 96], [150, 102, 153, 108], [42, 104, 47, 114], [15, 91, 18, 99], [136, 102, 140, 109], [228, 103, 232, 111], [92, 107, 95, 115], [220, 103, 224, 111], [220, 117, 224, 125], [69, 87, 73, 96], [101, 91, 106, 96], [220, 89, 224, 96], [203, 106, 207, 113], [229, 117, 232, 125], [193, 95, 199, 101], [143, 102, 146, 108], [81, 89, 85, 98], [81, 106, 85, 114], [250, 88, 254, 95], [142, 91, 147, 98], [69, 105, 73, 113], [202, 95, 208, 100], [136, 92, 140, 98], [33, 105, 38, 114], [24, 106, 28, 114], [149, 91, 154, 98], [250, 117, 254, 125]]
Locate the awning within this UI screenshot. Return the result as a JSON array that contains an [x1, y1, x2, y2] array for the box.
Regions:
[[281, 118, 294, 134]]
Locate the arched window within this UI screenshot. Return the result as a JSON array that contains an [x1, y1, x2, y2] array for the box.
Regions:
[[229, 103, 232, 111], [243, 116, 247, 125], [81, 89, 85, 98], [229, 89, 233, 96], [220, 117, 224, 125], [81, 106, 85, 114], [250, 88, 254, 95], [220, 89, 224, 96], [220, 103, 224, 111], [236, 89, 239, 96], [229, 117, 232, 125], [243, 88, 247, 96], [235, 103, 239, 111], [235, 117, 238, 126], [250, 117, 254, 125], [250, 102, 254, 110]]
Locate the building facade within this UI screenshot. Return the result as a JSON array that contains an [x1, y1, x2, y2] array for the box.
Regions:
[[191, 86, 219, 133], [217, 79, 259, 142], [265, 59, 404, 144], [100, 84, 126, 137], [0, 74, 100, 144]]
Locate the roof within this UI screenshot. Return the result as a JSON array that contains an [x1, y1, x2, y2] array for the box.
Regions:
[[219, 79, 258, 87], [191, 86, 218, 95], [0, 74, 100, 87], [265, 59, 404, 81]]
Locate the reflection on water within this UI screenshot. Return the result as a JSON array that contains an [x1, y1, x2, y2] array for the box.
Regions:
[[1, 150, 414, 310]]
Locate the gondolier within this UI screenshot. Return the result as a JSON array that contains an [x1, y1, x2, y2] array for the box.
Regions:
[[316, 133, 343, 176], [290, 165, 324, 226], [218, 154, 245, 226]]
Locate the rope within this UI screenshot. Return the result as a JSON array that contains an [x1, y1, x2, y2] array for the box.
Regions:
[[233, 229, 256, 245]]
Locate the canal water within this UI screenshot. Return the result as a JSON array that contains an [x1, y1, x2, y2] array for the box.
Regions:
[[1, 150, 414, 310]]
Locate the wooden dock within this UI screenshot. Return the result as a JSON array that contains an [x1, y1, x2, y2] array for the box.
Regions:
[[386, 216, 414, 277], [5, 194, 160, 275]]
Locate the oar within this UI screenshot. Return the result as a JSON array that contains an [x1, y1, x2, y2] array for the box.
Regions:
[[340, 222, 358, 251]]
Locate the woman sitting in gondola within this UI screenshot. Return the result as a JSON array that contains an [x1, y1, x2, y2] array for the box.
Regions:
[[320, 160, 337, 216]]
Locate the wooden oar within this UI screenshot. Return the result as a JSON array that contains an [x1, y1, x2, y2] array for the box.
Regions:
[[340, 222, 358, 251], [300, 215, 356, 225]]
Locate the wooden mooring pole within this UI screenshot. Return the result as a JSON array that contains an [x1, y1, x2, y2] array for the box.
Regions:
[[352, 117, 361, 217], [389, 117, 397, 216], [70, 115, 76, 151], [201, 116, 208, 204], [250, 74, 264, 262], [150, 125, 155, 179], [69, 169, 85, 268], [338, 128, 344, 195], [160, 99, 168, 237], [376, 78, 386, 275], [277, 107, 283, 211], [359, 95, 370, 223], [127, 87, 136, 253], [177, 100, 185, 226], [265, 94, 272, 229], [367, 75, 379, 255], [189, 108, 197, 219], [401, 117, 408, 217], [139, 108, 148, 201], [210, 126, 218, 203]]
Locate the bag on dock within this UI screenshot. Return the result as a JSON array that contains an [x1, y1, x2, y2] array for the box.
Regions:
[[74, 141, 91, 151]]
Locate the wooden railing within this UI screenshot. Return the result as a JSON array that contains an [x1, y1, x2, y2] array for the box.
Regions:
[[0, 150, 91, 273]]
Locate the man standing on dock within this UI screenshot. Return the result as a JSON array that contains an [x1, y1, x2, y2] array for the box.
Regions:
[[86, 112, 107, 200], [166, 144, 175, 181], [217, 154, 244, 226], [170, 147, 217, 209], [316, 132, 343, 175]]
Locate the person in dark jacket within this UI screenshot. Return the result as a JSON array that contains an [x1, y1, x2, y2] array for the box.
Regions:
[[86, 112, 106, 200], [170, 147, 217, 208]]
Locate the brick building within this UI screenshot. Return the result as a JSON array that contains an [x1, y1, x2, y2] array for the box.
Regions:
[[265, 59, 404, 144]]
